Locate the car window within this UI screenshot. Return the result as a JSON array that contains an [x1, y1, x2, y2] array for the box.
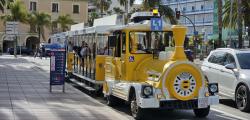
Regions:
[[208, 54, 215, 63], [237, 53, 250, 69], [224, 53, 236, 66], [210, 51, 226, 65]]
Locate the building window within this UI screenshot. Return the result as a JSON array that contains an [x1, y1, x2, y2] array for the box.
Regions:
[[73, 4, 80, 14], [183, 7, 186, 11], [201, 5, 204, 10], [52, 3, 59, 13], [30, 1, 37, 11], [192, 6, 195, 11]]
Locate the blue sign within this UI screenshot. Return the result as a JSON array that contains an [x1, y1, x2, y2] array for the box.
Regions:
[[50, 49, 66, 86], [129, 56, 134, 62], [194, 31, 199, 36], [151, 18, 162, 31]]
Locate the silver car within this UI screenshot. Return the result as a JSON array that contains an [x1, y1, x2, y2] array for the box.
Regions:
[[201, 48, 250, 112]]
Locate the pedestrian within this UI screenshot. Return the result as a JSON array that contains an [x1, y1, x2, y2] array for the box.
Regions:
[[68, 41, 73, 52], [34, 45, 39, 58]]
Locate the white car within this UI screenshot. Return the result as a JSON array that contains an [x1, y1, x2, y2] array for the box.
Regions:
[[201, 48, 250, 112]]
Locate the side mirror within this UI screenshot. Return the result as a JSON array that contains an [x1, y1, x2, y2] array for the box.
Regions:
[[225, 63, 236, 70]]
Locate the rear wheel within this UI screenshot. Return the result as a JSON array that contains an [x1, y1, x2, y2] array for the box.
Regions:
[[130, 93, 145, 120], [193, 106, 210, 118], [235, 85, 250, 112]]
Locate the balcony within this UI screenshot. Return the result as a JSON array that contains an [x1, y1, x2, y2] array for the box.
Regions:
[[162, 0, 209, 5]]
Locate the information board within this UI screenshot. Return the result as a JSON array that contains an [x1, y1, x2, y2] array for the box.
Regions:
[[50, 49, 66, 92], [151, 18, 162, 31]]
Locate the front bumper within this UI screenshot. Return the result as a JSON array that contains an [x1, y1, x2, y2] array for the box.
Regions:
[[139, 95, 219, 109]]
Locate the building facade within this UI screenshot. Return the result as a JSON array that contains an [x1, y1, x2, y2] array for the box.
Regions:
[[162, 0, 214, 39], [0, 0, 88, 53]]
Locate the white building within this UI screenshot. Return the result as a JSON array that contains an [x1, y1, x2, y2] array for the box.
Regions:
[[162, 0, 214, 38]]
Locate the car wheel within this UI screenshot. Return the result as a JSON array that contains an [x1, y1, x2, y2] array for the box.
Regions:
[[235, 85, 250, 112], [130, 93, 145, 120], [193, 106, 210, 118]]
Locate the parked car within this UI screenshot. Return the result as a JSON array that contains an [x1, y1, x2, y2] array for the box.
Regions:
[[8, 46, 33, 55], [40, 43, 52, 57], [201, 48, 250, 112]]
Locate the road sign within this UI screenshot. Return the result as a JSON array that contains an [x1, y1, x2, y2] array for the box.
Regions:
[[194, 31, 198, 36], [5, 22, 19, 35], [151, 18, 162, 31], [50, 48, 66, 92]]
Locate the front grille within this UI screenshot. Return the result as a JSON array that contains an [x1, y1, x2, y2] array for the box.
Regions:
[[160, 99, 198, 109]]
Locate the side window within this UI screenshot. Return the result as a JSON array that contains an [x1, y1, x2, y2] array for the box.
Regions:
[[211, 52, 226, 65], [208, 54, 215, 63], [122, 33, 126, 53], [224, 53, 236, 66]]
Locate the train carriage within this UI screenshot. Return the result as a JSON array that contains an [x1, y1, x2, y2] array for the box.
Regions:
[[52, 12, 219, 120]]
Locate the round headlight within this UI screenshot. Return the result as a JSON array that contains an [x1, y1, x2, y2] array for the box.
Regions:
[[143, 86, 153, 96], [209, 84, 218, 93]]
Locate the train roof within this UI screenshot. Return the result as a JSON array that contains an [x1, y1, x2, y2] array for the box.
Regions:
[[110, 20, 172, 32]]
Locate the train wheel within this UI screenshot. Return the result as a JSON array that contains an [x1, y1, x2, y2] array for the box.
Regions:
[[193, 106, 210, 118], [130, 94, 145, 120]]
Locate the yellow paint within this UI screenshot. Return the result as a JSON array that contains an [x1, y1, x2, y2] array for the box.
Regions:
[[96, 55, 107, 81], [67, 52, 74, 72]]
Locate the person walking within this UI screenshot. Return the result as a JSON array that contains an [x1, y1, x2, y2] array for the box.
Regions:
[[34, 45, 39, 58]]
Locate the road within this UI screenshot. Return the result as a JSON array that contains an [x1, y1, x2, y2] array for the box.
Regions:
[[19, 56, 250, 120]]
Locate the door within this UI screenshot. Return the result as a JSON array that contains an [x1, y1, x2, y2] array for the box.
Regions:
[[219, 53, 237, 96], [207, 51, 227, 93]]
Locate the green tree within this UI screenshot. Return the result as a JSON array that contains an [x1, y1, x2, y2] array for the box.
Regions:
[[0, 0, 14, 13], [158, 5, 177, 24], [34, 12, 51, 42], [25, 13, 37, 33], [223, 0, 250, 48], [56, 14, 74, 32], [93, 0, 112, 17]]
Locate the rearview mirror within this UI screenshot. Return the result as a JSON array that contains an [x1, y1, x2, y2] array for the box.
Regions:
[[225, 63, 236, 70]]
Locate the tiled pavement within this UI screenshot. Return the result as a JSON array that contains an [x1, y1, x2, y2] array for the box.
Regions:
[[0, 55, 128, 120]]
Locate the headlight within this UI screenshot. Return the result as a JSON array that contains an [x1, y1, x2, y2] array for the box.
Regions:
[[208, 83, 219, 95], [142, 86, 153, 97]]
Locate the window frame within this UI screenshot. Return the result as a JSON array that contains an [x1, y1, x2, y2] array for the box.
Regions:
[[29, 1, 37, 11], [51, 2, 59, 13], [73, 4, 80, 14]]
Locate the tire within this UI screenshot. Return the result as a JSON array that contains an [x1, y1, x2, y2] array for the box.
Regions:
[[235, 85, 250, 112], [130, 93, 145, 120], [106, 95, 117, 106], [193, 106, 210, 118]]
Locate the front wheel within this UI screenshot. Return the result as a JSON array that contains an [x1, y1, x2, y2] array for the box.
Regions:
[[235, 85, 250, 112], [130, 94, 145, 120], [193, 106, 210, 118]]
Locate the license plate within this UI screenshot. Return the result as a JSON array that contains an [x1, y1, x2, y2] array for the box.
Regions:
[[198, 97, 208, 108]]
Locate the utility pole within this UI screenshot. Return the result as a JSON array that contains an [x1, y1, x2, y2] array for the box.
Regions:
[[218, 0, 222, 48]]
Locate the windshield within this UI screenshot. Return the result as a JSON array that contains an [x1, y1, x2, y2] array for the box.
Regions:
[[129, 31, 173, 54], [236, 53, 250, 69]]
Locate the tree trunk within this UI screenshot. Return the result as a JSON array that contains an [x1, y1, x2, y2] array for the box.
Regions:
[[237, 0, 243, 48], [218, 0, 223, 48], [38, 26, 41, 43]]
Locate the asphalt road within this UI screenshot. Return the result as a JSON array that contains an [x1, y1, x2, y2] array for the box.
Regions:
[[22, 56, 250, 120]]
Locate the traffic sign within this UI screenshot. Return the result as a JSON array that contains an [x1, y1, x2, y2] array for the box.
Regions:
[[194, 31, 198, 36], [5, 21, 19, 35], [151, 18, 162, 31]]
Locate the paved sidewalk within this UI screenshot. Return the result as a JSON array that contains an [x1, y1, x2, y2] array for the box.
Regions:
[[0, 55, 128, 120]]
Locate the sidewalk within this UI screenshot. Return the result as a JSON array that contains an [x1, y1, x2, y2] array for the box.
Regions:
[[0, 55, 128, 120]]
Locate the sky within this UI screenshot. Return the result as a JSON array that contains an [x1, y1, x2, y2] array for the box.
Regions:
[[134, 0, 142, 4]]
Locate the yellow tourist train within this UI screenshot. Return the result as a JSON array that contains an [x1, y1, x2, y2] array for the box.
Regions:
[[51, 12, 219, 119]]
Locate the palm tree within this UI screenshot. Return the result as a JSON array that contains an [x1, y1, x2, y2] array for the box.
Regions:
[[141, 0, 159, 11], [56, 14, 74, 32], [223, 0, 250, 48], [34, 12, 51, 42], [0, 0, 14, 13], [218, 0, 222, 48], [25, 13, 37, 33], [158, 5, 177, 24], [117, 0, 135, 13], [92, 0, 112, 17]]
